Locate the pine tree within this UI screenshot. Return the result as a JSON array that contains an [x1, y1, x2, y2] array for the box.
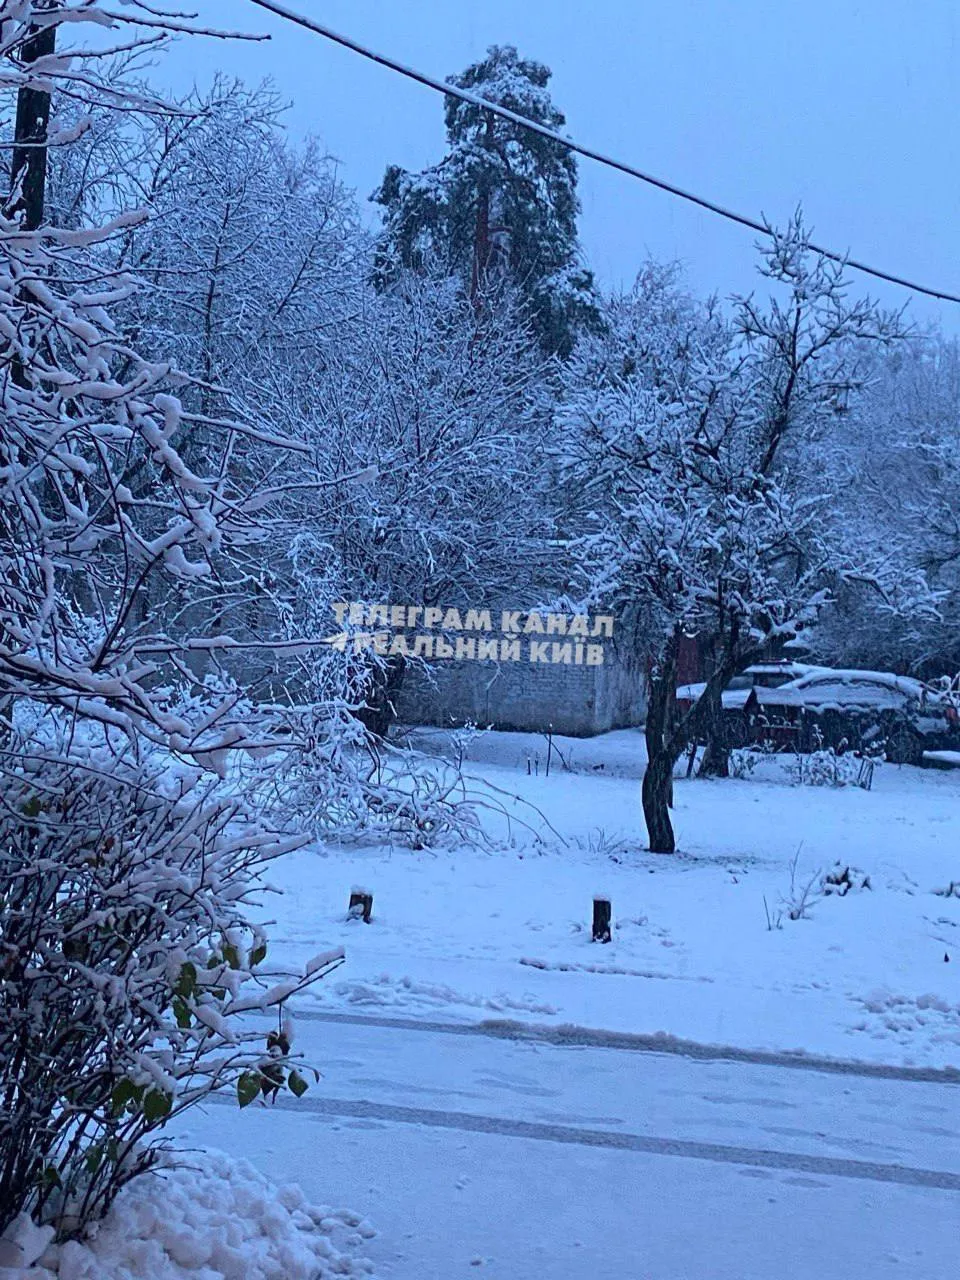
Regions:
[[372, 44, 599, 357]]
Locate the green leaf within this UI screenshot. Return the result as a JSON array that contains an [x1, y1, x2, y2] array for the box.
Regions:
[[62, 936, 86, 961], [21, 795, 42, 819], [110, 1078, 136, 1116], [250, 942, 267, 967], [41, 1165, 61, 1188], [174, 962, 197, 999], [222, 943, 241, 970], [85, 1146, 103, 1177], [288, 1070, 308, 1098], [172, 996, 192, 1029], [142, 1089, 172, 1123], [237, 1071, 260, 1109]]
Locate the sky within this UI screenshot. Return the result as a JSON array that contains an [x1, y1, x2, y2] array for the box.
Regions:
[[156, 0, 960, 331]]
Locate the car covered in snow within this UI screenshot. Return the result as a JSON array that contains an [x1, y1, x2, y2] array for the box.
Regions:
[[677, 665, 959, 764]]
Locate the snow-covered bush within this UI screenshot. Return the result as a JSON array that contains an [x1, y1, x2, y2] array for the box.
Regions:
[[258, 704, 483, 850], [821, 863, 872, 896], [571, 828, 631, 861], [787, 746, 860, 787], [777, 849, 824, 923], [728, 747, 771, 779], [0, 755, 342, 1238], [0, 5, 370, 1242], [786, 728, 880, 787]]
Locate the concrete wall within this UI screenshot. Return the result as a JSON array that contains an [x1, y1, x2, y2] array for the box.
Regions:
[[396, 636, 646, 737]]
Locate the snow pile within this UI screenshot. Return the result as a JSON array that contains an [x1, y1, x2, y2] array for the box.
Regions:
[[2, 1149, 376, 1279], [923, 749, 960, 768], [332, 973, 557, 1015], [851, 990, 960, 1049]]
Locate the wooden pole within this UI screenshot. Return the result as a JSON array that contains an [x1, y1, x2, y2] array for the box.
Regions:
[[348, 889, 373, 923], [592, 897, 612, 943]]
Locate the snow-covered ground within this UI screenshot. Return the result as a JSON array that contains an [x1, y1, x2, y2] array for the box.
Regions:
[[257, 728, 960, 1069], [32, 727, 960, 1280], [172, 1016, 960, 1280]]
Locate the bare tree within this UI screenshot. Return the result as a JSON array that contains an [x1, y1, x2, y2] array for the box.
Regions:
[[559, 220, 909, 851]]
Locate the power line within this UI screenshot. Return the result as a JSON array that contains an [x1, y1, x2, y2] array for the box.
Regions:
[[248, 0, 960, 306]]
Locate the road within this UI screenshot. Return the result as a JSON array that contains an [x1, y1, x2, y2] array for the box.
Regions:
[[175, 1013, 960, 1279]]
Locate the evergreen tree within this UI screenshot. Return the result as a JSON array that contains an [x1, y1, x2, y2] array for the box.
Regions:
[[373, 44, 599, 357]]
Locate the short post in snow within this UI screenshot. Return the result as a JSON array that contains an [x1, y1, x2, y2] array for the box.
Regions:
[[348, 888, 374, 923], [592, 896, 612, 943]]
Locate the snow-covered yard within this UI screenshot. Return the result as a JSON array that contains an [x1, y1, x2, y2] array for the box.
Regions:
[[260, 728, 960, 1069], [18, 728, 960, 1280]]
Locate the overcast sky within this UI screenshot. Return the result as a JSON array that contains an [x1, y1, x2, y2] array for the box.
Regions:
[[157, 1, 959, 331]]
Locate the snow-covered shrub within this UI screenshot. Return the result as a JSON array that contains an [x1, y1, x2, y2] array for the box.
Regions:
[[571, 828, 631, 861], [787, 747, 859, 787], [776, 849, 824, 922], [263, 706, 483, 850], [729, 748, 764, 779], [821, 863, 872, 896], [786, 729, 878, 788], [0, 0, 434, 1252], [0, 756, 342, 1239]]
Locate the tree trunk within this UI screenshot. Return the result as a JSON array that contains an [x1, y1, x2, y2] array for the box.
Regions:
[[641, 636, 681, 853], [8, 18, 55, 231], [469, 113, 495, 307], [642, 744, 676, 853], [697, 679, 730, 778], [641, 630, 760, 849], [357, 656, 406, 740], [1, 11, 55, 742]]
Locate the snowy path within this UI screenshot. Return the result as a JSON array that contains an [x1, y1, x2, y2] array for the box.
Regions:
[[285, 1008, 960, 1082], [175, 1016, 960, 1279]]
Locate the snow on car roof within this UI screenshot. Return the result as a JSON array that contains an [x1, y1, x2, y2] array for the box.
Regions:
[[676, 662, 825, 701], [748, 661, 826, 675], [788, 669, 929, 700], [678, 667, 943, 713]]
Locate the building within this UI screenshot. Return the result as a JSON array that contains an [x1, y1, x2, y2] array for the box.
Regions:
[[395, 622, 647, 737]]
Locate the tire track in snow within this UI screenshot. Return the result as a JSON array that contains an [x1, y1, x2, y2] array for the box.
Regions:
[[281, 1009, 960, 1084], [212, 1093, 960, 1192]]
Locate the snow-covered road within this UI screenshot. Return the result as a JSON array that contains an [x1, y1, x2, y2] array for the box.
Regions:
[[176, 1014, 960, 1279]]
